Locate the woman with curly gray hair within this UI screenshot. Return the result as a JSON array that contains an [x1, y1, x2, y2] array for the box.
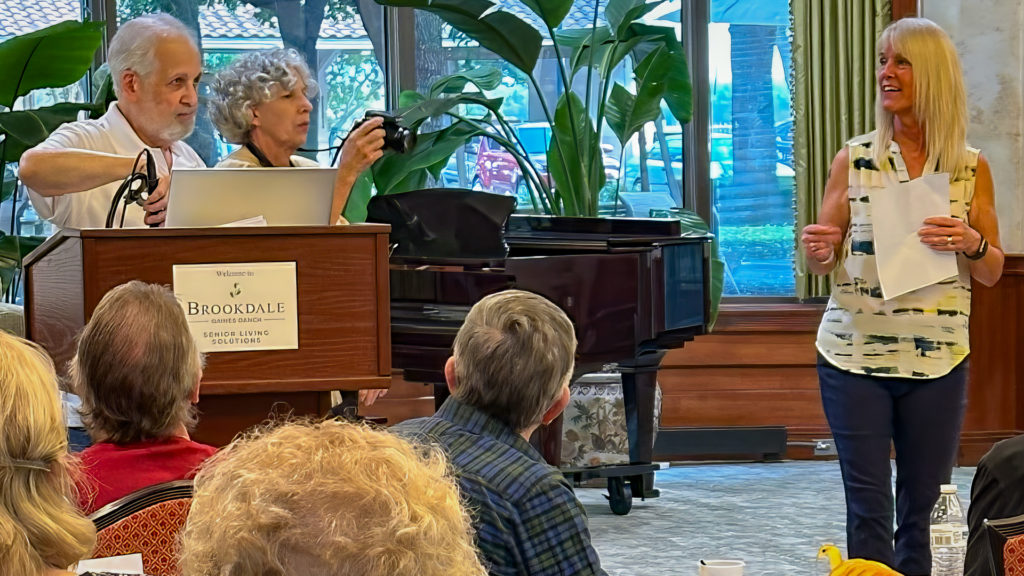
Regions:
[[209, 48, 384, 224]]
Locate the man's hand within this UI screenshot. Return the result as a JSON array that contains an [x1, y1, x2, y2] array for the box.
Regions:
[[801, 224, 844, 263], [339, 116, 386, 177], [142, 175, 170, 226], [359, 387, 389, 407]]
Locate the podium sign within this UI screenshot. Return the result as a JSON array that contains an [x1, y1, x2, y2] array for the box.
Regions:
[[173, 262, 299, 353]]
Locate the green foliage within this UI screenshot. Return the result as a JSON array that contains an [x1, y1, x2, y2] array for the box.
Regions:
[[323, 51, 385, 129], [372, 0, 692, 218], [0, 20, 105, 300]]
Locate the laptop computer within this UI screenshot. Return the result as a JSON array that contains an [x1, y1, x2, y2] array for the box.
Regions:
[[164, 167, 337, 227]]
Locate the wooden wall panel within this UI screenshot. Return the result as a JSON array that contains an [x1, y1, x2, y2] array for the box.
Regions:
[[960, 256, 1024, 463], [377, 257, 1023, 465], [360, 374, 436, 425], [658, 305, 826, 459], [891, 0, 917, 20], [657, 256, 1024, 465]]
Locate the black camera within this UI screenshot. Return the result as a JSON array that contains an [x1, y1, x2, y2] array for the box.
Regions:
[[356, 111, 417, 154]]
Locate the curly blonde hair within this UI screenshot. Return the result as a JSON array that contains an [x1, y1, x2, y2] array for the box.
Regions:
[[0, 332, 95, 574], [180, 419, 486, 576]]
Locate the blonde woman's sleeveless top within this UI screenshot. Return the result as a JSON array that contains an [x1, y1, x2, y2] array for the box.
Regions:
[[816, 132, 978, 378]]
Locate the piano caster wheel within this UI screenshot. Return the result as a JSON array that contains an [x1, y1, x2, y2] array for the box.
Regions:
[[606, 476, 633, 516]]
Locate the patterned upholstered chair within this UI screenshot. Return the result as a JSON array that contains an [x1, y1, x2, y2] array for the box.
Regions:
[[984, 513, 1024, 576], [88, 480, 193, 576], [0, 302, 25, 336]]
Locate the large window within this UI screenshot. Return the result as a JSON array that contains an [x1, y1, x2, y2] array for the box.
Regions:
[[709, 0, 795, 296], [1, 0, 88, 246], [408, 0, 797, 296], [115, 0, 385, 167], [3, 0, 799, 299]]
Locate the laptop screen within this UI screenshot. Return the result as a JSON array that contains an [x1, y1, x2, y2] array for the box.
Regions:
[[165, 167, 337, 227]]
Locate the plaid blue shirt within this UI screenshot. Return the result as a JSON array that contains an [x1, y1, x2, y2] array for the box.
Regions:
[[394, 397, 606, 576]]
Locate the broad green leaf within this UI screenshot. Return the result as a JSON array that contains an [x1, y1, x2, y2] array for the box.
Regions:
[[0, 233, 45, 294], [373, 0, 541, 75], [398, 93, 503, 128], [0, 175, 14, 204], [0, 102, 102, 163], [606, 0, 654, 38], [518, 0, 575, 29], [605, 48, 670, 145], [342, 170, 374, 223], [372, 120, 489, 195], [626, 23, 692, 124], [399, 90, 426, 108], [91, 63, 116, 113], [429, 67, 502, 97], [0, 20, 105, 108], [561, 27, 649, 80], [606, 0, 638, 37], [547, 92, 604, 217]]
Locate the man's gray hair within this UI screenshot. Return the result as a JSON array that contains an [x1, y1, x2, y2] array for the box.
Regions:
[[209, 48, 318, 144], [108, 13, 197, 98], [72, 281, 204, 444], [451, 290, 577, 433]]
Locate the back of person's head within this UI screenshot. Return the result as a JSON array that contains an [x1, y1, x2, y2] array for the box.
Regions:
[[0, 332, 95, 574], [450, 289, 577, 433], [108, 13, 198, 98], [72, 281, 202, 444], [874, 17, 968, 179], [180, 419, 486, 576]]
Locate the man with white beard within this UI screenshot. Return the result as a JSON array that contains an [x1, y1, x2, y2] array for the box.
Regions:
[[20, 13, 204, 229]]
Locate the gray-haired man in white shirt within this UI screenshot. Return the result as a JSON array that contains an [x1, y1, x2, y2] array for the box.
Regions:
[[20, 13, 205, 229]]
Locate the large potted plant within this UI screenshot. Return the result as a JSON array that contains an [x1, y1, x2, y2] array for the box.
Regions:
[[365, 0, 722, 324], [373, 0, 691, 218], [0, 20, 107, 300]]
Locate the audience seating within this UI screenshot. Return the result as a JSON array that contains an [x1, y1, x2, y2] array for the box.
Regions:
[[89, 480, 193, 576], [984, 514, 1024, 576], [0, 303, 24, 336]]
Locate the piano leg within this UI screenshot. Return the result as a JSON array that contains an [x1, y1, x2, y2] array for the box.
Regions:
[[620, 350, 665, 499]]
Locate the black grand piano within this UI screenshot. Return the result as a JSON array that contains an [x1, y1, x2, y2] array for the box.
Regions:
[[370, 190, 711, 514]]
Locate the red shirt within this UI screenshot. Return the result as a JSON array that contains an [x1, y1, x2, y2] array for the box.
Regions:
[[77, 437, 217, 514]]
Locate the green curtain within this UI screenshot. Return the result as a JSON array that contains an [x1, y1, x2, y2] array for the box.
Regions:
[[791, 0, 891, 299]]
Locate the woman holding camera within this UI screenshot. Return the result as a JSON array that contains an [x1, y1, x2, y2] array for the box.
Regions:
[[209, 48, 385, 224]]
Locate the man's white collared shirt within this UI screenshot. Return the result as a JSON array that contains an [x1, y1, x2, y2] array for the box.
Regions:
[[26, 102, 206, 229]]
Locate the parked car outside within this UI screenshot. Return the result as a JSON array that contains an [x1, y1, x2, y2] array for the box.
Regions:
[[624, 130, 794, 194]]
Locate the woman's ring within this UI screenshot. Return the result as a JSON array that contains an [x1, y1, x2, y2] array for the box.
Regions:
[[947, 235, 953, 245]]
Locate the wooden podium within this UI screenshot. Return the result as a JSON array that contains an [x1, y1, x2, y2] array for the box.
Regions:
[[24, 225, 391, 446]]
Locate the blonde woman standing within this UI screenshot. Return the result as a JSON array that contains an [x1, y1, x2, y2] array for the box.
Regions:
[[800, 18, 1003, 575]]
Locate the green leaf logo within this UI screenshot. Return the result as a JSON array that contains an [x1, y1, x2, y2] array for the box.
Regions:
[[229, 282, 242, 298]]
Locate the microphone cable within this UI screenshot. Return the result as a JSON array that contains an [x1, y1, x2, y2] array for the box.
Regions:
[[105, 149, 158, 228]]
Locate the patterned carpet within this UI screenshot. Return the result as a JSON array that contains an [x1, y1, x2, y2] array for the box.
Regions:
[[576, 460, 976, 576]]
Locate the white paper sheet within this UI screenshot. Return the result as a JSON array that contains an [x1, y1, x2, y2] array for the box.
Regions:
[[76, 553, 145, 574], [219, 215, 268, 227], [869, 172, 958, 300]]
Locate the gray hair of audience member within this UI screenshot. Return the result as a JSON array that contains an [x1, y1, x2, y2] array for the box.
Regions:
[[451, 290, 577, 433], [72, 281, 203, 444], [108, 13, 198, 99], [208, 48, 319, 144]]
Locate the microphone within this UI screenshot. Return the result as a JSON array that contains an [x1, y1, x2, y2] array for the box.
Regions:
[[105, 149, 161, 228]]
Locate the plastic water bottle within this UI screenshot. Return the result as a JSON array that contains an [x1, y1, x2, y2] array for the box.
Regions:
[[931, 484, 968, 576]]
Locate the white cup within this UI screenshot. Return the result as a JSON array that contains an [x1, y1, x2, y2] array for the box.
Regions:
[[698, 559, 745, 576]]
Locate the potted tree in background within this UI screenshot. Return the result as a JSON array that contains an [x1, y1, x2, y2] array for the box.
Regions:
[[0, 20, 107, 305], [365, 0, 723, 324]]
